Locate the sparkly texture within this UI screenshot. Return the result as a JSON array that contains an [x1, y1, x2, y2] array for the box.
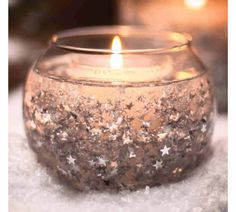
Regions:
[[23, 67, 214, 191], [10, 87, 227, 211]]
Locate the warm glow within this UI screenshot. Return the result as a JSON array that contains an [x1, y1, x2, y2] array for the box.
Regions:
[[176, 71, 195, 80], [110, 35, 123, 69], [184, 0, 207, 9]]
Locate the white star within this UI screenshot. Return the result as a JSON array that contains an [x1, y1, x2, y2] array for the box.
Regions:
[[153, 160, 163, 170], [201, 124, 207, 133], [97, 156, 108, 167], [160, 145, 171, 156], [66, 155, 76, 165]]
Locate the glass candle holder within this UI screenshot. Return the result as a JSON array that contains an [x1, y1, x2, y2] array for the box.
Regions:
[[23, 26, 214, 191]]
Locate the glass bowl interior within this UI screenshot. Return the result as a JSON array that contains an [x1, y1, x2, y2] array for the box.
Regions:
[[50, 26, 191, 54], [34, 26, 207, 86]]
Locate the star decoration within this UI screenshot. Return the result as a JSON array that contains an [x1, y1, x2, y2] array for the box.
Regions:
[[153, 160, 163, 170], [201, 124, 207, 133], [97, 156, 108, 167], [160, 145, 171, 156], [66, 155, 76, 165]]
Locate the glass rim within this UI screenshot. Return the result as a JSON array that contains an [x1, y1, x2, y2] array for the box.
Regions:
[[49, 25, 192, 55]]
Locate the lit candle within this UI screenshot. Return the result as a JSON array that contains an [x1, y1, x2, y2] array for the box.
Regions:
[[110, 35, 123, 69], [41, 34, 193, 83], [24, 27, 214, 191]]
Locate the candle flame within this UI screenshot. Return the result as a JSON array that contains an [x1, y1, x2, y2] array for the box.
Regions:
[[110, 35, 123, 69], [184, 0, 207, 9]]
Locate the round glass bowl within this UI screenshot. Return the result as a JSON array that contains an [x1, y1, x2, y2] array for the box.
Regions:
[[23, 26, 214, 191]]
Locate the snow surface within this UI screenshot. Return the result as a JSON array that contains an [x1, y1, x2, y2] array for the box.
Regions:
[[9, 87, 227, 212]]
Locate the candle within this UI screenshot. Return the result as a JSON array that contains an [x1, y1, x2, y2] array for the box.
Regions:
[[42, 34, 178, 83], [24, 26, 214, 191], [110, 35, 123, 69]]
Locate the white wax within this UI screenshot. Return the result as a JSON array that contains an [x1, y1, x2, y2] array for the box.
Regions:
[[39, 54, 176, 83]]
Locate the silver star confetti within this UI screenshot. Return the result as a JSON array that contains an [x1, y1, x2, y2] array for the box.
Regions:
[[66, 155, 76, 165], [153, 160, 163, 170], [160, 145, 171, 156]]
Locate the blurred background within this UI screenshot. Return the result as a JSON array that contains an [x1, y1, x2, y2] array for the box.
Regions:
[[9, 0, 227, 113]]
